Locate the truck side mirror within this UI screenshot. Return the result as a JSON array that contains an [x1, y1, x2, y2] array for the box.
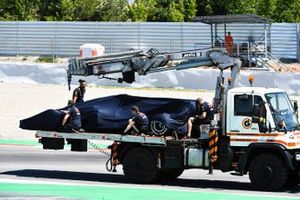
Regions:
[[292, 100, 299, 119], [293, 101, 298, 113]]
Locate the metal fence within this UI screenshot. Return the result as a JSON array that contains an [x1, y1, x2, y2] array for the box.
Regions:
[[0, 21, 299, 60]]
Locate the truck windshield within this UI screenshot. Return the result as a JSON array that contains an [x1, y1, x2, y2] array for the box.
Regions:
[[265, 92, 299, 131]]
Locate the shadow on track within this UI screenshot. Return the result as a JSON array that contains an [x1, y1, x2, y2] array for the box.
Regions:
[[2, 169, 300, 193]]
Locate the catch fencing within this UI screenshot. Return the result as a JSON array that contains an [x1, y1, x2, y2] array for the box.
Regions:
[[0, 21, 298, 60]]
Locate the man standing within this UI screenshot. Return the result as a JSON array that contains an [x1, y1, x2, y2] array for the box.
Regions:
[[61, 100, 83, 132], [72, 79, 87, 104], [225, 31, 234, 54], [186, 98, 213, 138], [124, 106, 149, 135]]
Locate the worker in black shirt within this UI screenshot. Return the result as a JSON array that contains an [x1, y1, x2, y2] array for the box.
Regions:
[[72, 79, 87, 104], [61, 100, 83, 132], [186, 98, 213, 138], [124, 106, 149, 135]]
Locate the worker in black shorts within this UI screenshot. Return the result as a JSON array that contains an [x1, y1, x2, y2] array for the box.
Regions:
[[186, 98, 213, 138], [72, 79, 87, 104], [124, 106, 149, 135], [61, 100, 83, 132]]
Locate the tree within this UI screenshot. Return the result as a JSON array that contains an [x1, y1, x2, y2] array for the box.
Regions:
[[166, 1, 185, 22], [38, 0, 61, 21], [256, 0, 276, 19], [95, 0, 129, 21], [0, 0, 40, 20], [128, 0, 157, 21], [129, 0, 195, 22], [183, 0, 197, 21], [226, 0, 259, 15], [60, 0, 103, 21], [273, 0, 300, 22], [0, 0, 299, 22]]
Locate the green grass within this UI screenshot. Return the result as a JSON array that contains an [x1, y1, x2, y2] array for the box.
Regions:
[[36, 56, 58, 63]]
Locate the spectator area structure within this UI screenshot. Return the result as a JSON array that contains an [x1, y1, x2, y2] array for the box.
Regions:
[[195, 14, 290, 72]]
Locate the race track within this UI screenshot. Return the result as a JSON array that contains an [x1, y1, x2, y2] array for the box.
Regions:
[[0, 145, 299, 200]]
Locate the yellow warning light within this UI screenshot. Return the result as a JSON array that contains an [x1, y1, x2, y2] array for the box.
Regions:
[[248, 74, 254, 86]]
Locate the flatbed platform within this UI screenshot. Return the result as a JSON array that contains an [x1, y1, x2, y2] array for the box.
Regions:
[[36, 131, 168, 146]]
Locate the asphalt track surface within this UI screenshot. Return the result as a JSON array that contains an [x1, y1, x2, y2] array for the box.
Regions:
[[0, 144, 299, 200]]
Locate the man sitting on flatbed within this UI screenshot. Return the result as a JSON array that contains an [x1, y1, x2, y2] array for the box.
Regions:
[[124, 106, 149, 135], [61, 100, 83, 133], [186, 98, 213, 138]]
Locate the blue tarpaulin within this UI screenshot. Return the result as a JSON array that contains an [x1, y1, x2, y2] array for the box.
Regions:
[[20, 94, 198, 135]]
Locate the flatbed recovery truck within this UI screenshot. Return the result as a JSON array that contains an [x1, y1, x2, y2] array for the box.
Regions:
[[35, 48, 300, 191]]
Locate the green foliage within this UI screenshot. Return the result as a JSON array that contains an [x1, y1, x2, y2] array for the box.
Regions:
[[128, 0, 157, 21], [166, 1, 184, 22], [38, 0, 61, 21], [0, 0, 298, 22], [0, 0, 40, 20], [273, 0, 300, 22], [36, 56, 57, 63], [183, 0, 197, 21], [203, 0, 300, 23], [60, 0, 100, 21], [95, 0, 129, 21], [128, 0, 196, 22]]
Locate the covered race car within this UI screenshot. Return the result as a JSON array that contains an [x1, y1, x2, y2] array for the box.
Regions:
[[20, 94, 199, 136]]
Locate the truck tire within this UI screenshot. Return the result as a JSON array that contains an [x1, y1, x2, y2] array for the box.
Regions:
[[285, 172, 300, 187], [249, 153, 288, 191], [123, 148, 158, 184], [159, 168, 184, 181]]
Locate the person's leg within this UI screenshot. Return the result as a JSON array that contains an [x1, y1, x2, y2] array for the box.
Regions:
[[62, 124, 74, 133], [140, 126, 149, 135], [131, 124, 140, 133], [124, 119, 137, 134], [187, 117, 194, 138]]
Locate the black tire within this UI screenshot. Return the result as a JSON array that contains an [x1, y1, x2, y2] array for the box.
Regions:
[[123, 148, 158, 184], [159, 168, 184, 181], [286, 172, 300, 187], [249, 153, 288, 191]]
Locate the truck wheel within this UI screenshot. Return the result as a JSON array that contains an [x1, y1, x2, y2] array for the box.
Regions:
[[159, 168, 184, 181], [286, 172, 300, 187], [123, 148, 158, 184], [249, 153, 288, 191]]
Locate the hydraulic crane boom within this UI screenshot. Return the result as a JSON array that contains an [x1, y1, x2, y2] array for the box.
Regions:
[[68, 48, 240, 87], [67, 48, 241, 115]]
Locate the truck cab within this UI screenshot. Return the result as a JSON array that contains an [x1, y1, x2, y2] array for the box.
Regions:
[[225, 87, 300, 190], [226, 87, 300, 147]]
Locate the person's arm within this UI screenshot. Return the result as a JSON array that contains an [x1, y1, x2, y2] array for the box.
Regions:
[[73, 97, 77, 103], [73, 95, 78, 104], [72, 89, 78, 103], [62, 113, 70, 126], [198, 103, 209, 119], [198, 112, 207, 119]]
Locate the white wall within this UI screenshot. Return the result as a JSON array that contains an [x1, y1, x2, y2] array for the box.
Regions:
[[0, 62, 300, 95]]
